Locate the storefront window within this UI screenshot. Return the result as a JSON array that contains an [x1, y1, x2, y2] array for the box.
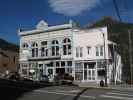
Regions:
[[75, 63, 83, 81]]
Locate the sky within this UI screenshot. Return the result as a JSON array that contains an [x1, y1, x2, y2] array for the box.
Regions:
[[0, 0, 132, 45]]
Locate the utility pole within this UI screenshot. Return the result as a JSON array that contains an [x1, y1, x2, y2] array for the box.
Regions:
[[99, 28, 108, 87], [103, 33, 108, 87], [128, 30, 132, 85]]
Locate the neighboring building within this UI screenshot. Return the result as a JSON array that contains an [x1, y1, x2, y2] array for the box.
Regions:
[[0, 40, 19, 74], [18, 20, 122, 84]]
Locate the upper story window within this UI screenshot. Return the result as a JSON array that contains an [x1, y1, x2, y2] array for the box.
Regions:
[[80, 47, 83, 57], [63, 38, 71, 55], [41, 41, 47, 45], [22, 43, 28, 49], [87, 46, 91, 55], [96, 45, 104, 56], [51, 40, 59, 56], [76, 47, 83, 58], [41, 41, 48, 57], [31, 42, 38, 57], [76, 48, 79, 57]]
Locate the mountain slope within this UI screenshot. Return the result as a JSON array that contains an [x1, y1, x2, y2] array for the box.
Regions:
[[0, 39, 19, 52]]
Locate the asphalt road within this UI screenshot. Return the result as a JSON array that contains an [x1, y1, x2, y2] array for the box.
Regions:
[[17, 85, 133, 100]]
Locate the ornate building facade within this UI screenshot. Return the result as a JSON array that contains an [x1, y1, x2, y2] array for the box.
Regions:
[[18, 20, 122, 84]]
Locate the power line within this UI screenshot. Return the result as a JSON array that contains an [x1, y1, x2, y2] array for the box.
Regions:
[[112, 0, 122, 22]]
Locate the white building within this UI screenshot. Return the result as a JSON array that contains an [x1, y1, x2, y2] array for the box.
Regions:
[[18, 20, 122, 85]]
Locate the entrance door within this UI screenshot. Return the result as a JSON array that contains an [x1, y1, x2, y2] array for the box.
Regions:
[[38, 64, 44, 80], [88, 69, 95, 80], [84, 63, 96, 81], [47, 67, 54, 82]]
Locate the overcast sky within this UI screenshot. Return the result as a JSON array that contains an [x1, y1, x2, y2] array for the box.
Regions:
[[0, 0, 132, 44]]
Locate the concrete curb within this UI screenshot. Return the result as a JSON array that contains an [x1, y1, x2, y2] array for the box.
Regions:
[[79, 85, 133, 91]]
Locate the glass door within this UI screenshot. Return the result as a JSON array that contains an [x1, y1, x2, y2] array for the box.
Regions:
[[84, 63, 96, 81], [88, 69, 95, 81]]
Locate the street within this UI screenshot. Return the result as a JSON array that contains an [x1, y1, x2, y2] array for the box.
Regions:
[[17, 85, 133, 100]]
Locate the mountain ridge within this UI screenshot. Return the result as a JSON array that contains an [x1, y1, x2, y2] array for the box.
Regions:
[[0, 38, 19, 52]]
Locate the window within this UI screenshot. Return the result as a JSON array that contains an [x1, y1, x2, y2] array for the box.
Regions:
[[87, 46, 91, 55], [96, 46, 104, 56], [47, 62, 53, 67], [67, 61, 72, 66], [75, 62, 83, 80], [61, 61, 65, 67], [22, 64, 28, 75], [100, 46, 103, 56], [63, 38, 71, 55], [41, 41, 48, 57], [96, 47, 99, 56], [98, 70, 105, 76], [31, 42, 38, 57], [80, 47, 83, 57], [51, 40, 59, 56], [56, 62, 60, 67], [22, 43, 28, 49], [41, 41, 47, 45], [76, 48, 79, 57], [76, 47, 83, 57]]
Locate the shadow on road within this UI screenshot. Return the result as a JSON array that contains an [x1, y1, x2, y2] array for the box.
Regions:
[[72, 88, 88, 100], [0, 78, 52, 100]]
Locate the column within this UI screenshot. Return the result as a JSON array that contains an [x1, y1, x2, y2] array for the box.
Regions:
[[82, 62, 84, 82], [27, 63, 30, 78], [53, 61, 56, 76], [19, 63, 22, 76], [59, 61, 61, 68], [65, 61, 67, 73], [72, 61, 75, 80], [95, 61, 98, 83]]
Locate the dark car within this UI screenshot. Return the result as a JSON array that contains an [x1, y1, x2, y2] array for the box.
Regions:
[[40, 75, 49, 83], [54, 73, 74, 85], [8, 72, 20, 80]]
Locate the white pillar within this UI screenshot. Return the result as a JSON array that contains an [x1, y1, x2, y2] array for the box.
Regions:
[[59, 61, 61, 68], [82, 62, 84, 82], [72, 61, 75, 80], [95, 61, 98, 83], [53, 61, 56, 76]]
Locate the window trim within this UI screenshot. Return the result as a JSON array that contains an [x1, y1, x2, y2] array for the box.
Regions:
[[96, 45, 104, 57]]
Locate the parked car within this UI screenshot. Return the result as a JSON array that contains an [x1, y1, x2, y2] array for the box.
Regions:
[[40, 75, 49, 83], [8, 72, 20, 80], [54, 73, 74, 85]]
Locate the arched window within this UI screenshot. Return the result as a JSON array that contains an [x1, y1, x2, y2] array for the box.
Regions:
[[41, 41, 48, 57], [51, 40, 59, 56], [63, 38, 71, 55], [31, 42, 38, 57], [22, 43, 28, 49]]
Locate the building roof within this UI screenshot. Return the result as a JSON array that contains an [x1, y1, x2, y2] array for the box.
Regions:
[[18, 20, 73, 36]]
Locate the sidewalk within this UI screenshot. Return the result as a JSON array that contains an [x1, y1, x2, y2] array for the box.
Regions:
[[75, 82, 133, 91], [109, 84, 133, 91]]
